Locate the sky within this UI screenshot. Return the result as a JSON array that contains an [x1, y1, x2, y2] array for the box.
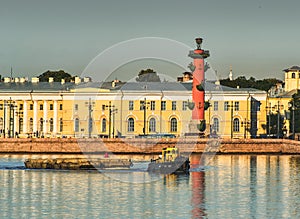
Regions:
[[0, 0, 300, 81]]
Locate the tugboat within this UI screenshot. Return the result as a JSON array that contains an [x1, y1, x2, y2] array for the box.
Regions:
[[147, 146, 190, 174]]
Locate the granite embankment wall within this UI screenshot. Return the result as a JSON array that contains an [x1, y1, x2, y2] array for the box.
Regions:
[[1, 138, 300, 154]]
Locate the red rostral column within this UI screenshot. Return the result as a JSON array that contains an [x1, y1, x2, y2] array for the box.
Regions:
[[188, 38, 210, 124]]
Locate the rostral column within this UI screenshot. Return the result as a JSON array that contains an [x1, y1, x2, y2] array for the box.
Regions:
[[188, 38, 210, 132]]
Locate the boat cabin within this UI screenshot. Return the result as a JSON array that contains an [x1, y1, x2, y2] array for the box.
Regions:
[[162, 147, 179, 162]]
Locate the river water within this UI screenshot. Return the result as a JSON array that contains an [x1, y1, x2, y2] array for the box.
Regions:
[[1, 154, 300, 219]]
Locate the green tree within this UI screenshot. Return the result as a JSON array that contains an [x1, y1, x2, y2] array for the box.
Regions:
[[220, 76, 282, 91], [289, 91, 300, 136], [136, 69, 161, 82], [38, 70, 73, 82]]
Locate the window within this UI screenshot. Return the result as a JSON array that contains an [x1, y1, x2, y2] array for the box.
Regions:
[[149, 118, 156, 132], [30, 104, 33, 110], [127, 118, 134, 132], [224, 101, 229, 111], [19, 118, 23, 133], [233, 118, 240, 132], [49, 118, 53, 132], [102, 105, 106, 111], [19, 104, 23, 110], [59, 118, 63, 132], [170, 118, 177, 132], [75, 118, 79, 132], [101, 118, 106, 132], [0, 104, 3, 110], [129, 101, 134, 110], [150, 101, 155, 111], [40, 104, 43, 110], [182, 101, 188, 111], [234, 101, 239, 111], [140, 101, 145, 110], [39, 118, 43, 132], [50, 104, 53, 110], [29, 118, 33, 132], [213, 118, 219, 133], [172, 101, 176, 110], [214, 101, 218, 111], [292, 72, 296, 78], [74, 104, 78, 111], [161, 101, 166, 111], [59, 104, 63, 110]]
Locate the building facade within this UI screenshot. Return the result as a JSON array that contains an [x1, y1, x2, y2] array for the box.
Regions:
[[0, 78, 267, 139]]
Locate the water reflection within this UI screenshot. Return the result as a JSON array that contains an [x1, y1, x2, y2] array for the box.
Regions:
[[1, 155, 300, 218]]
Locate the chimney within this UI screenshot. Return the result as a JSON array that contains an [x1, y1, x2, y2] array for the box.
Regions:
[[75, 76, 81, 84], [4, 77, 11, 83], [31, 77, 39, 83], [83, 77, 91, 83], [48, 77, 54, 83]]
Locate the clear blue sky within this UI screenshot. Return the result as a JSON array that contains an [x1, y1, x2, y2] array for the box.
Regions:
[[0, 0, 299, 80]]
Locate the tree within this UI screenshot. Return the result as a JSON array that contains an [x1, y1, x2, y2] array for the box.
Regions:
[[220, 76, 282, 91], [136, 69, 161, 82], [289, 91, 300, 135], [38, 70, 73, 82]]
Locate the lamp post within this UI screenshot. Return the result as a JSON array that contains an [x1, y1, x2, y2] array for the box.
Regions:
[[266, 103, 272, 138], [273, 100, 284, 139], [228, 101, 234, 139], [289, 100, 296, 140], [85, 98, 94, 138], [142, 98, 150, 136], [241, 118, 250, 139], [105, 101, 117, 138]]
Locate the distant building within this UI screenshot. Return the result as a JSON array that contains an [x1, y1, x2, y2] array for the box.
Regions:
[[284, 66, 300, 92], [0, 77, 267, 139]]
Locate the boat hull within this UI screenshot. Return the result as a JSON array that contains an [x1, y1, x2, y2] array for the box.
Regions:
[[147, 159, 190, 174]]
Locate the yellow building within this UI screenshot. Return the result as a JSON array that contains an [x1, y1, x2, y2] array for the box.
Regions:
[[267, 65, 300, 137], [0, 77, 267, 139]]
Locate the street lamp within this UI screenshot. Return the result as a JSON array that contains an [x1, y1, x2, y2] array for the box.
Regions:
[[142, 98, 150, 136], [105, 101, 117, 138], [266, 103, 272, 138], [289, 100, 297, 140], [272, 101, 284, 139], [241, 118, 250, 139], [85, 98, 95, 138]]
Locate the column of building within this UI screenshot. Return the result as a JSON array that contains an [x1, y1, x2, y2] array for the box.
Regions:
[[53, 100, 58, 135], [43, 100, 48, 134], [23, 101, 27, 134], [33, 100, 38, 135]]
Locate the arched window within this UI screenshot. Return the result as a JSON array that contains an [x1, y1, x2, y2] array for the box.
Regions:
[[292, 72, 296, 78], [149, 118, 156, 132], [19, 118, 23, 133], [233, 118, 240, 132], [213, 118, 219, 133], [49, 118, 53, 132], [128, 118, 134, 132], [170, 118, 177, 132], [39, 118, 43, 132], [74, 118, 79, 132], [102, 118, 107, 132], [29, 118, 33, 132]]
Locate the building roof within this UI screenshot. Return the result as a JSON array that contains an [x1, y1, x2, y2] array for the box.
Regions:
[[0, 80, 266, 94], [283, 66, 300, 72], [0, 82, 74, 93]]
